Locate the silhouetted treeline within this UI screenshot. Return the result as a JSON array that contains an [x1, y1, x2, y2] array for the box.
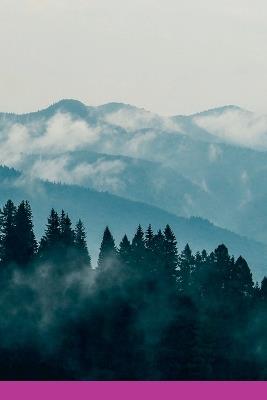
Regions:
[[0, 199, 267, 380]]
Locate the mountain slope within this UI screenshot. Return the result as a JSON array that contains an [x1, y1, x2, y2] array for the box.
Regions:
[[2, 100, 267, 246], [0, 165, 266, 281]]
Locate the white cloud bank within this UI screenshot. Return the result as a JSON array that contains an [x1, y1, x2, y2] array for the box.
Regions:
[[194, 109, 267, 150], [29, 157, 126, 192], [0, 112, 100, 166], [104, 107, 180, 133]]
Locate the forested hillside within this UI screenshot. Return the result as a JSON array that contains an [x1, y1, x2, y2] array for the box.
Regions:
[[0, 165, 266, 281], [0, 199, 267, 380]]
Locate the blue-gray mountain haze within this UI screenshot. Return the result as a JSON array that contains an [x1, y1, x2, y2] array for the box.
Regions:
[[1, 99, 267, 280]]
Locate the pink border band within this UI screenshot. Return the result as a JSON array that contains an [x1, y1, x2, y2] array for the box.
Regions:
[[0, 381, 263, 400]]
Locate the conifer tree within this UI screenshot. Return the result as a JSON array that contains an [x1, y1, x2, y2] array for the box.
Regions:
[[119, 234, 132, 266], [191, 251, 202, 296], [14, 200, 37, 265], [60, 211, 75, 247], [0, 200, 17, 264], [131, 225, 146, 270], [38, 208, 61, 256], [163, 224, 178, 281], [152, 229, 166, 276], [191, 249, 209, 298], [145, 224, 154, 249], [98, 226, 117, 270], [261, 277, 267, 300], [231, 256, 254, 297], [74, 219, 91, 267], [213, 244, 233, 295], [177, 244, 195, 293]]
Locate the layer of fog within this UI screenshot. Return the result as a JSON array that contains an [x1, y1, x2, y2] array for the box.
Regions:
[[194, 109, 267, 150]]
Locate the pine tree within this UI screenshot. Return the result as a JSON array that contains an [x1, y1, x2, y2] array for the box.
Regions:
[[231, 256, 254, 297], [261, 277, 267, 300], [254, 281, 262, 301], [191, 249, 209, 298], [213, 244, 233, 296], [131, 225, 146, 271], [151, 229, 166, 276], [191, 251, 202, 296], [163, 224, 178, 281], [60, 211, 75, 247], [201, 249, 208, 263], [14, 200, 37, 265], [74, 219, 91, 267], [145, 224, 154, 249], [0, 200, 17, 264], [119, 234, 131, 266], [177, 244, 195, 293], [38, 208, 61, 257], [98, 226, 117, 270]]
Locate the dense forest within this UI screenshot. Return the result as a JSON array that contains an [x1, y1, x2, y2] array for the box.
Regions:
[[0, 199, 267, 380]]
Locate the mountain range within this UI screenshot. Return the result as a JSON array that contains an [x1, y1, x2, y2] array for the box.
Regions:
[[1, 99, 267, 279]]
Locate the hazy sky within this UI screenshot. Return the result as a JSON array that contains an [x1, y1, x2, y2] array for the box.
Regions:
[[1, 0, 267, 115]]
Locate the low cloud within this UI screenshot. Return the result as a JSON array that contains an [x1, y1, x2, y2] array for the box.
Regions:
[[124, 131, 157, 157], [24, 156, 126, 192], [0, 112, 100, 169], [208, 143, 222, 162], [34, 113, 99, 153], [194, 109, 267, 150], [104, 107, 180, 133]]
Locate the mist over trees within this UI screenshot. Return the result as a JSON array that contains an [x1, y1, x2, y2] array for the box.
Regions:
[[0, 199, 267, 380]]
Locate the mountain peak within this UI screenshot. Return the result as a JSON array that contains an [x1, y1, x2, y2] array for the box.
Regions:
[[47, 99, 89, 117], [189, 105, 249, 117], [96, 102, 142, 114]]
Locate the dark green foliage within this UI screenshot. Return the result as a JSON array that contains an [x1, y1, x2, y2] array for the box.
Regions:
[[119, 234, 131, 266], [1, 198, 267, 380], [177, 244, 195, 293], [145, 224, 154, 249], [163, 224, 178, 281], [230, 256, 254, 298], [38, 207, 91, 274], [98, 226, 117, 270], [60, 211, 75, 247], [39, 208, 61, 256], [0, 200, 17, 264], [14, 201, 37, 265], [151, 229, 165, 275], [74, 219, 91, 267], [261, 277, 267, 299], [131, 225, 146, 270]]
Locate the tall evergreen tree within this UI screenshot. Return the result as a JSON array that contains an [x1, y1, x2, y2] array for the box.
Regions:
[[98, 226, 117, 270], [145, 224, 154, 249], [151, 229, 166, 276], [60, 211, 75, 247], [38, 208, 61, 257], [0, 200, 17, 264], [191, 249, 209, 298], [230, 256, 254, 298], [261, 277, 267, 300], [131, 225, 146, 271], [177, 244, 195, 293], [74, 219, 91, 267], [119, 234, 132, 266], [14, 200, 37, 265], [213, 244, 233, 297], [163, 224, 178, 281]]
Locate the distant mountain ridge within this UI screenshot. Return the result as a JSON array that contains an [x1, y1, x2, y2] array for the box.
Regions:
[[0, 164, 266, 281], [0, 98, 248, 118], [2, 99, 267, 270]]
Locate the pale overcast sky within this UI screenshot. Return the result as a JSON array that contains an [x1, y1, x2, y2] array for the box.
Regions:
[[0, 0, 267, 115]]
